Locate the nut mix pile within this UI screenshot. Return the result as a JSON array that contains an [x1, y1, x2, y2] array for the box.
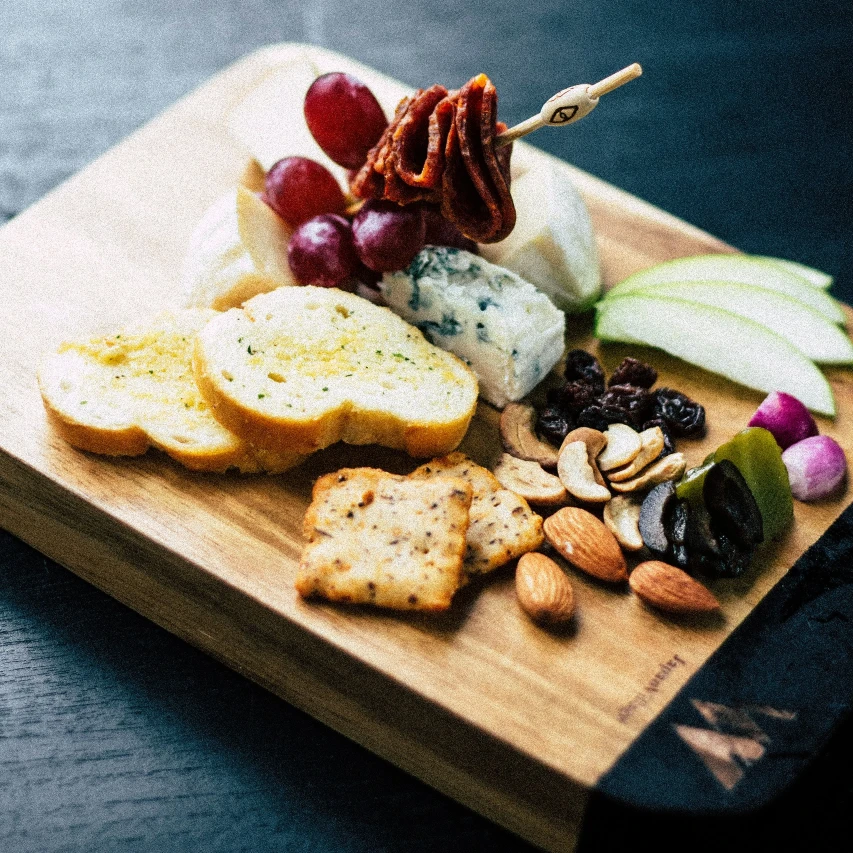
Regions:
[[496, 349, 724, 625]]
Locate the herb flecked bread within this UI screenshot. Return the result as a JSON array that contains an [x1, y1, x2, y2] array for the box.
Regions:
[[296, 467, 473, 611], [193, 286, 479, 457], [38, 310, 304, 473]]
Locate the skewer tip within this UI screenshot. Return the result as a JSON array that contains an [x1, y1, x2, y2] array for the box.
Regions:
[[588, 63, 643, 99]]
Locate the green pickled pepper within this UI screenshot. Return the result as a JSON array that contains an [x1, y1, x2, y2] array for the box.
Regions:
[[675, 460, 714, 508], [676, 427, 793, 542]]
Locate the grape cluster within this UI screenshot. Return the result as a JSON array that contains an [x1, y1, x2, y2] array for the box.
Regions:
[[536, 350, 706, 452], [261, 72, 473, 291]]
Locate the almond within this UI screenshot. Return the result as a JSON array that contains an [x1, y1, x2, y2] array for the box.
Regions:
[[629, 560, 721, 614], [515, 552, 575, 626], [543, 507, 628, 582]]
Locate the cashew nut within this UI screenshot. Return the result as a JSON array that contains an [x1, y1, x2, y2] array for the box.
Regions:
[[499, 402, 559, 468], [610, 452, 686, 493], [561, 427, 608, 487], [557, 441, 612, 503], [603, 495, 644, 551], [597, 423, 642, 471], [493, 453, 569, 506], [607, 427, 665, 482]]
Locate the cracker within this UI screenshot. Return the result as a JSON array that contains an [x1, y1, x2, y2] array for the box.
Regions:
[[296, 468, 472, 611], [411, 452, 544, 574]]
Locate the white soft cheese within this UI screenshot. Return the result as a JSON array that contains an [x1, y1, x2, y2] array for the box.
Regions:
[[381, 247, 565, 408], [479, 161, 600, 313]]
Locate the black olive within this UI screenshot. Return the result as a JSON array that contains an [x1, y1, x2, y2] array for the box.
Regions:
[[703, 460, 764, 548], [685, 487, 755, 579], [639, 481, 677, 557], [665, 500, 690, 569], [668, 499, 689, 545], [715, 530, 753, 578]]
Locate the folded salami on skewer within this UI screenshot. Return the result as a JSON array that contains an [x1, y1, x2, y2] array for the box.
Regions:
[[351, 64, 641, 244], [351, 74, 515, 243]]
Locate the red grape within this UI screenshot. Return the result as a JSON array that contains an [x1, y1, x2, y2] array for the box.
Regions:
[[421, 204, 478, 252], [304, 72, 387, 169], [263, 157, 346, 228], [352, 259, 382, 288], [287, 214, 358, 288], [352, 200, 426, 272]]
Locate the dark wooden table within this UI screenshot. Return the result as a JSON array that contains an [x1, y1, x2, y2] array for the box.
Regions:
[[2, 1, 851, 850]]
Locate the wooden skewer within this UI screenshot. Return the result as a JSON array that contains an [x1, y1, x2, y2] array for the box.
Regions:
[[588, 63, 643, 99], [495, 63, 642, 148]]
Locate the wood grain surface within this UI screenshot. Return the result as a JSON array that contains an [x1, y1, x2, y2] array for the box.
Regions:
[[2, 4, 852, 852], [0, 42, 851, 852]]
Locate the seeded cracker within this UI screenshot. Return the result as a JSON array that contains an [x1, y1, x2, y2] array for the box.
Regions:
[[410, 452, 544, 574], [296, 468, 472, 611]]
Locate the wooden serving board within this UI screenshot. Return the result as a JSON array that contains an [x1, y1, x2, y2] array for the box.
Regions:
[[1, 44, 851, 852]]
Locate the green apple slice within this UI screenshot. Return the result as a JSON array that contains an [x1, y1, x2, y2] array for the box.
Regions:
[[606, 280, 853, 364], [751, 256, 834, 290], [608, 254, 844, 324], [595, 293, 835, 416]]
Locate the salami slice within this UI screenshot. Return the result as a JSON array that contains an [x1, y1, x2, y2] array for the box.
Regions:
[[350, 74, 515, 244]]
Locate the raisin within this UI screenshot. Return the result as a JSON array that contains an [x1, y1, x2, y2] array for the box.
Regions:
[[554, 380, 600, 414], [537, 406, 573, 445], [608, 357, 657, 389], [577, 404, 633, 431], [576, 406, 609, 432], [564, 349, 605, 393], [642, 418, 676, 456], [653, 388, 706, 437], [600, 383, 654, 427]]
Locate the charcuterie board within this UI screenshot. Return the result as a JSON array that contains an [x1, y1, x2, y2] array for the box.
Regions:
[[0, 44, 851, 852]]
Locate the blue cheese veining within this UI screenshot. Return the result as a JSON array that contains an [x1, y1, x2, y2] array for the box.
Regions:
[[381, 247, 565, 408]]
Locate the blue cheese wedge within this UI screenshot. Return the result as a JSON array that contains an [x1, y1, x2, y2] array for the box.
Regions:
[[381, 247, 565, 408]]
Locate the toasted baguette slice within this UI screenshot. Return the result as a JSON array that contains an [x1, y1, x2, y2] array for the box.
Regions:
[[296, 467, 472, 611], [38, 310, 304, 473], [410, 452, 544, 575], [194, 286, 479, 457]]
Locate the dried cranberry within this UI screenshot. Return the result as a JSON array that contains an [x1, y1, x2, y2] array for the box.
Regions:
[[642, 418, 676, 456], [600, 384, 654, 427], [608, 357, 657, 389], [653, 388, 706, 437], [564, 349, 605, 393], [537, 406, 573, 445]]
